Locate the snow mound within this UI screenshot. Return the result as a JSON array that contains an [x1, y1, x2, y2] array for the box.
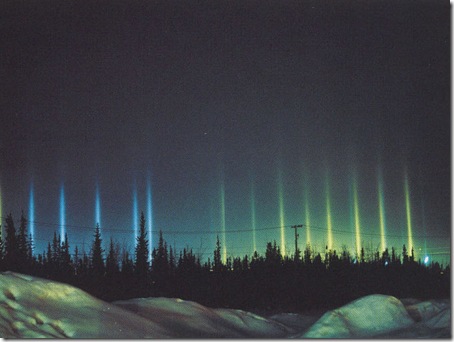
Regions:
[[0, 272, 170, 338], [406, 299, 450, 328], [302, 294, 414, 338], [0, 272, 449, 338], [0, 272, 290, 338], [113, 297, 292, 338]]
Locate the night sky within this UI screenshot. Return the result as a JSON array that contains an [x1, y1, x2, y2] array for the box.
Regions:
[[1, 1, 450, 263]]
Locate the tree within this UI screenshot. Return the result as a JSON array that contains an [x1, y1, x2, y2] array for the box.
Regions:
[[106, 238, 120, 277], [391, 247, 397, 264], [121, 248, 134, 277], [304, 243, 312, 265], [90, 224, 104, 276], [135, 212, 149, 279], [151, 230, 169, 276], [360, 247, 365, 263], [60, 233, 72, 280], [169, 245, 176, 275], [213, 235, 222, 272], [51, 232, 61, 266], [17, 211, 30, 271], [402, 244, 408, 264], [265, 241, 282, 265], [4, 213, 17, 271]]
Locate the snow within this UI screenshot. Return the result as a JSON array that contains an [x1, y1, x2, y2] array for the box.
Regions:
[[301, 294, 414, 338], [112, 297, 292, 338], [0, 272, 450, 338], [0, 272, 170, 338]]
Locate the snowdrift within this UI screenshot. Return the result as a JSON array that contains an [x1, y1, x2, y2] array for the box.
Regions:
[[0, 272, 450, 338], [113, 297, 292, 338], [0, 272, 170, 338], [302, 294, 414, 338]]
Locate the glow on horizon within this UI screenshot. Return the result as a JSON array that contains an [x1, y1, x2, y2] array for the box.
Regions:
[[95, 183, 101, 229], [404, 170, 414, 258], [147, 179, 153, 261], [60, 183, 65, 238], [377, 169, 387, 251], [29, 183, 35, 243], [325, 176, 333, 251], [250, 181, 257, 254], [277, 171, 286, 256], [220, 180, 227, 263], [352, 176, 361, 259], [133, 186, 138, 243]]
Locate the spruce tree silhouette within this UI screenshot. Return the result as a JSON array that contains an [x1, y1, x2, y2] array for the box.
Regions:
[[4, 213, 17, 271], [91, 224, 104, 276], [134, 212, 149, 280]]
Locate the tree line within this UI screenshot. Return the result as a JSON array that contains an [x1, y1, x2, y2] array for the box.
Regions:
[[0, 211, 450, 312]]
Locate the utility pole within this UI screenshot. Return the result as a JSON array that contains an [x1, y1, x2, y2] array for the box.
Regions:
[[291, 224, 303, 261]]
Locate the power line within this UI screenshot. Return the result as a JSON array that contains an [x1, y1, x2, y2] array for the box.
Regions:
[[1, 216, 449, 240]]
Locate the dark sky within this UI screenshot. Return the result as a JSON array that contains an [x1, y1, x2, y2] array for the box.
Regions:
[[1, 0, 450, 263]]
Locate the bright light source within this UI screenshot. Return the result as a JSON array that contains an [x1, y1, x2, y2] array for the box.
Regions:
[[147, 178, 153, 261], [250, 181, 257, 254], [325, 175, 333, 251], [29, 183, 35, 243], [404, 170, 414, 258], [424, 256, 429, 264], [277, 170, 286, 256], [353, 176, 361, 259], [95, 183, 101, 229], [60, 183, 65, 238]]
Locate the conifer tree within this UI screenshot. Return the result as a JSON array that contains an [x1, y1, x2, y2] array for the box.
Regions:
[[304, 243, 312, 265], [91, 224, 104, 276], [391, 247, 397, 264], [17, 212, 30, 270], [402, 244, 408, 264], [60, 233, 72, 279], [106, 238, 120, 277], [4, 213, 17, 271], [121, 249, 134, 276], [51, 232, 61, 266], [74, 245, 80, 276], [134, 212, 149, 278], [151, 230, 169, 275], [27, 234, 34, 262], [265, 240, 282, 265], [169, 245, 175, 275], [213, 235, 222, 272]]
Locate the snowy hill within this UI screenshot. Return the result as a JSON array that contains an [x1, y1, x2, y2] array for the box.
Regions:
[[0, 272, 450, 338]]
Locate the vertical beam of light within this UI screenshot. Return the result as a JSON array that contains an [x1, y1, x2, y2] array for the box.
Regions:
[[404, 170, 414, 258], [377, 169, 387, 252], [147, 178, 153, 261], [304, 183, 311, 246], [352, 176, 361, 259], [60, 183, 65, 238], [250, 181, 257, 254], [29, 183, 35, 244], [277, 170, 286, 256], [95, 183, 101, 230], [325, 175, 333, 251], [420, 196, 427, 258], [220, 180, 227, 263], [133, 185, 138, 244]]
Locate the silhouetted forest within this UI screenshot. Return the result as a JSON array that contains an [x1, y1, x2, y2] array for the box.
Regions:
[[0, 212, 450, 312]]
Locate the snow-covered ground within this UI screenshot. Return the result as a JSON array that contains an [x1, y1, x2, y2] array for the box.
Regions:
[[0, 271, 450, 338]]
